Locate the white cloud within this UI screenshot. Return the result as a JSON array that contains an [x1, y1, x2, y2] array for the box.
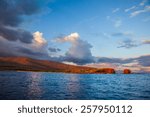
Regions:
[[114, 19, 122, 28], [56, 32, 79, 42], [130, 5, 150, 17], [33, 31, 47, 48], [62, 61, 77, 66], [125, 6, 136, 12], [85, 63, 118, 69], [56, 32, 94, 64], [112, 8, 120, 13]]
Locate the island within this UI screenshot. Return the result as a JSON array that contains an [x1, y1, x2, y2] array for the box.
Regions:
[[0, 57, 116, 74], [123, 69, 131, 74]]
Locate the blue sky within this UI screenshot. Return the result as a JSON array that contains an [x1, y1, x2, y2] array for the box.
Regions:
[[21, 0, 150, 58], [0, 0, 150, 72]]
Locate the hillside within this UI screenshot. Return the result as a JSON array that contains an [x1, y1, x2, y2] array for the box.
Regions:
[[0, 57, 115, 74]]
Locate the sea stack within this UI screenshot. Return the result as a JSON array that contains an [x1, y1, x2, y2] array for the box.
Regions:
[[123, 69, 131, 74]]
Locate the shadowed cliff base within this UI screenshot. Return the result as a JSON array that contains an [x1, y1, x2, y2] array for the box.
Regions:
[[0, 57, 116, 74]]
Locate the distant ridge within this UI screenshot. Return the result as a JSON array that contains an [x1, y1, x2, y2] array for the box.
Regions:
[[0, 57, 115, 74]]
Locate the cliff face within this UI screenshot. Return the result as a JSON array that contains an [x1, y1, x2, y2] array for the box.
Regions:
[[93, 68, 115, 74], [0, 57, 115, 74]]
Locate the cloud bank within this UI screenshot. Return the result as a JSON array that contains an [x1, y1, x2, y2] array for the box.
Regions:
[[0, 0, 40, 43], [85, 55, 150, 73], [0, 0, 51, 59]]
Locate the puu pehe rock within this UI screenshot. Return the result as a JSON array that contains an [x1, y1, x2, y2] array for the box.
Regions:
[[123, 69, 131, 74]]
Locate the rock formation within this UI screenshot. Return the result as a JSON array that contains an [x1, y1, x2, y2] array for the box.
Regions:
[[123, 69, 131, 74]]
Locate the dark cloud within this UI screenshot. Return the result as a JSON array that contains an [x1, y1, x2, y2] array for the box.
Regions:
[[62, 56, 94, 65], [111, 32, 133, 37], [97, 55, 150, 67], [118, 39, 139, 49], [0, 0, 51, 59], [56, 33, 94, 65], [96, 57, 128, 63], [64, 39, 94, 64], [0, 38, 50, 59], [0, 0, 41, 43], [48, 47, 61, 52], [0, 26, 33, 43], [16, 47, 47, 57], [136, 55, 150, 66], [0, 0, 40, 27]]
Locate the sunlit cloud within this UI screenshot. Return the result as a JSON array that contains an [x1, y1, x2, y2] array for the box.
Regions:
[[56, 32, 79, 42], [56, 32, 94, 64], [33, 31, 47, 48]]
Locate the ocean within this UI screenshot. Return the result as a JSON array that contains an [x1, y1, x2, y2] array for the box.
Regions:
[[0, 71, 150, 100]]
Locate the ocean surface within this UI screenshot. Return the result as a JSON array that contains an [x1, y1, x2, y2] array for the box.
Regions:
[[0, 71, 150, 100]]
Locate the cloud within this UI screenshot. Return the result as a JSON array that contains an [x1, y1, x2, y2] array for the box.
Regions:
[[111, 31, 150, 49], [64, 39, 94, 64], [117, 38, 150, 49], [85, 55, 150, 73], [0, 0, 41, 43], [0, 1, 55, 59], [0, 37, 48, 59], [112, 8, 120, 13], [48, 47, 61, 52], [0, 26, 33, 43], [111, 32, 134, 37], [114, 19, 122, 28], [125, 6, 136, 12], [142, 40, 150, 44], [56, 32, 80, 42], [118, 39, 139, 49], [33, 31, 47, 48], [136, 55, 150, 66], [85, 62, 118, 70], [15, 47, 48, 57], [56, 32, 94, 64], [0, 38, 19, 57], [0, 31, 50, 59], [130, 5, 150, 17]]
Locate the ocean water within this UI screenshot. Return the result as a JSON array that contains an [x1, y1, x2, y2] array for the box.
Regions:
[[0, 71, 150, 100]]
